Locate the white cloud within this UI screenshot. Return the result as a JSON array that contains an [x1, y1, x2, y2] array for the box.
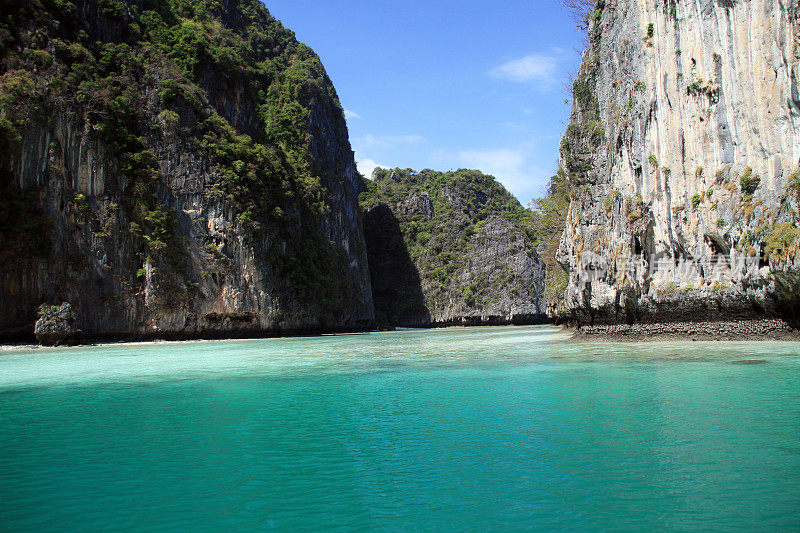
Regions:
[[489, 52, 563, 87], [344, 109, 360, 120], [430, 146, 553, 202], [356, 158, 386, 179], [503, 121, 528, 131], [458, 149, 531, 192], [354, 133, 426, 150]]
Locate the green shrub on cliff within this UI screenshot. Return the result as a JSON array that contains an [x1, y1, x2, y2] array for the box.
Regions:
[[740, 167, 760, 196], [765, 223, 800, 263], [528, 171, 571, 308], [787, 172, 800, 201]]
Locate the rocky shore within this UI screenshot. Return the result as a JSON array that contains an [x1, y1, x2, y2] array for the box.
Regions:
[[571, 319, 800, 342]]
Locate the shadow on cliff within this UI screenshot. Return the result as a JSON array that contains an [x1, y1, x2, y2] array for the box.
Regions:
[[362, 204, 429, 326], [773, 271, 800, 329]]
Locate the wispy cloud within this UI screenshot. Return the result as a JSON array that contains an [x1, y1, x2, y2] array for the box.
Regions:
[[356, 158, 386, 179], [488, 51, 565, 88], [457, 148, 533, 193], [430, 145, 553, 202], [503, 121, 529, 131], [355, 133, 426, 149], [344, 109, 361, 120]]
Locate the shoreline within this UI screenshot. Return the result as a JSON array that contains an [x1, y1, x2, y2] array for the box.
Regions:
[[569, 318, 800, 342], [0, 323, 561, 351], [4, 319, 799, 350]]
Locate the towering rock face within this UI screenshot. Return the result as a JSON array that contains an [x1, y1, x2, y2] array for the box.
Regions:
[[360, 168, 547, 326], [557, 0, 800, 326], [0, 0, 373, 340]]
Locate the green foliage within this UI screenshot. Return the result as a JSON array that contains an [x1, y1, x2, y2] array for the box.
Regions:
[[1, 0, 355, 309], [687, 79, 719, 100], [37, 304, 62, 317], [687, 80, 703, 94], [562, 74, 603, 184], [360, 168, 541, 315], [648, 154, 658, 166], [573, 79, 599, 117], [98, 0, 124, 19], [158, 79, 203, 110], [787, 172, 800, 201], [24, 49, 52, 67], [0, 70, 43, 150], [604, 189, 621, 211], [73, 192, 91, 215], [765, 223, 800, 263], [528, 172, 571, 308], [712, 282, 727, 292], [363, 168, 528, 227], [158, 109, 180, 129], [646, 23, 654, 38], [625, 194, 645, 222], [740, 167, 760, 196], [586, 120, 605, 142], [691, 193, 702, 207], [236, 206, 255, 224]]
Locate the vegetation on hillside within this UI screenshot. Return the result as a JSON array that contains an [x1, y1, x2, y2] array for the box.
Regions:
[[360, 167, 569, 322], [0, 0, 352, 308], [527, 171, 571, 311], [360, 169, 537, 278]]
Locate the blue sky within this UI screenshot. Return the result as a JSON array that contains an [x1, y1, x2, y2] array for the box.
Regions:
[[264, 1, 584, 204]]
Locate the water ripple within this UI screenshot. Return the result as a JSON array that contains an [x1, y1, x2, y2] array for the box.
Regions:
[[1, 326, 799, 531]]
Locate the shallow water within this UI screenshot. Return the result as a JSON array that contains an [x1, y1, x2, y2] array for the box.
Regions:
[[1, 326, 799, 531]]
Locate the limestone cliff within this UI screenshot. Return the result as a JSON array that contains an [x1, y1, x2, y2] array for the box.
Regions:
[[0, 0, 373, 341], [557, 0, 800, 326], [360, 168, 547, 326]]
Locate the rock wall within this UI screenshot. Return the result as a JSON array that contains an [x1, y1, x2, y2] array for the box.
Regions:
[[557, 0, 800, 326], [0, 0, 373, 341], [361, 168, 547, 327]]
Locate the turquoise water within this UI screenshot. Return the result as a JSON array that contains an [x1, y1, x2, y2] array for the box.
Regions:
[[1, 326, 799, 531]]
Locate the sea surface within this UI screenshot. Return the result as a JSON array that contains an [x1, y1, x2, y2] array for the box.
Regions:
[[1, 326, 799, 531]]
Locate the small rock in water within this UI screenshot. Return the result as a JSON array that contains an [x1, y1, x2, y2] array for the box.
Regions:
[[34, 302, 80, 346]]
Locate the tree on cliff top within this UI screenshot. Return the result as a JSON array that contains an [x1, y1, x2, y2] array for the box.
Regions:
[[562, 0, 598, 31]]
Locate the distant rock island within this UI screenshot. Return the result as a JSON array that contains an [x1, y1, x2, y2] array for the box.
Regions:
[[360, 168, 547, 327]]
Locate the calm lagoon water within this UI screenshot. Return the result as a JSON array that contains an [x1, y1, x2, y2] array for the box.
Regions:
[[1, 326, 799, 531]]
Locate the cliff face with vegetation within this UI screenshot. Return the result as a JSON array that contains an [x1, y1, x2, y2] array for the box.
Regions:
[[0, 0, 373, 340], [360, 168, 547, 326], [557, 0, 800, 326]]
